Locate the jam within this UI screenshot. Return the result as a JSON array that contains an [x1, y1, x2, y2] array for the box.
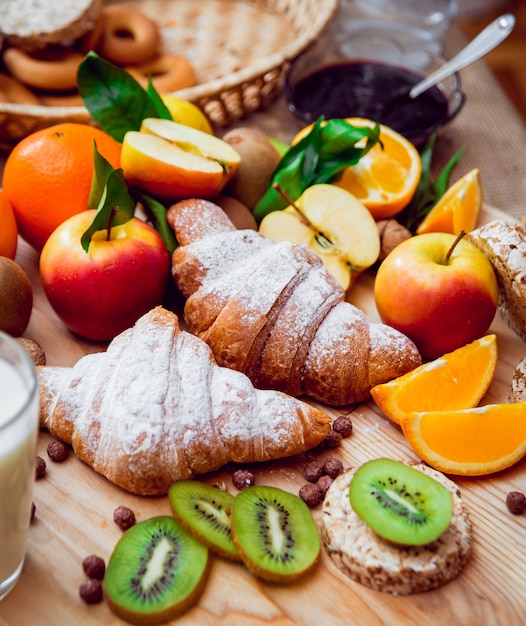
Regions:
[[287, 61, 450, 141]]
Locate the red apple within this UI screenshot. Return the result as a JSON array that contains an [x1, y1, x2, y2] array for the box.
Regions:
[[374, 232, 498, 360], [40, 210, 170, 341]]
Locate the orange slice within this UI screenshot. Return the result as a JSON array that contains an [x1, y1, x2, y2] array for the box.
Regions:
[[400, 402, 526, 476], [370, 334, 497, 425], [416, 168, 482, 235], [333, 118, 422, 220]]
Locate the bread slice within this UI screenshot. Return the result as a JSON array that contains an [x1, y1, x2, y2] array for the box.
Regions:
[[511, 355, 526, 403], [321, 463, 473, 595], [1, 0, 101, 51], [468, 219, 526, 343]]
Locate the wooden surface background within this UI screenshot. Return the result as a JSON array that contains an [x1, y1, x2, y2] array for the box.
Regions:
[[0, 205, 525, 625]]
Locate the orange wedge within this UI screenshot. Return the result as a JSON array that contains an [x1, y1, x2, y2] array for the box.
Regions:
[[400, 402, 526, 476], [370, 335, 497, 425], [416, 168, 482, 235], [333, 118, 422, 220], [291, 118, 422, 221]]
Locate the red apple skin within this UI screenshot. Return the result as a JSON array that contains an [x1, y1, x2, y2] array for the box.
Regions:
[[374, 233, 498, 360], [40, 210, 170, 341]]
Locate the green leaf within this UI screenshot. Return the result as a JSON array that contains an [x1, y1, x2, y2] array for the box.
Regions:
[[396, 134, 464, 233], [77, 52, 162, 142], [81, 167, 136, 252], [253, 118, 380, 222], [132, 190, 178, 256], [145, 77, 172, 120], [87, 141, 115, 210]]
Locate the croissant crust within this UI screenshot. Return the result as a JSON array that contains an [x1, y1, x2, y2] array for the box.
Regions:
[[168, 199, 422, 406], [38, 307, 331, 495]]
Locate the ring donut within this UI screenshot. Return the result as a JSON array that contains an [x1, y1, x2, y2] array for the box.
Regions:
[[126, 54, 196, 94], [2, 48, 83, 92], [97, 5, 160, 65], [0, 72, 41, 105]]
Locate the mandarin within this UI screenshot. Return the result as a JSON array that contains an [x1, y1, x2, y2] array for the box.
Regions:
[[334, 118, 421, 220], [371, 334, 498, 425], [0, 189, 18, 259], [2, 123, 121, 252], [292, 118, 422, 220]]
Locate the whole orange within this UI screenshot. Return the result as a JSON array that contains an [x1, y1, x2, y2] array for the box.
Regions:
[[2, 123, 121, 252], [0, 189, 18, 259]]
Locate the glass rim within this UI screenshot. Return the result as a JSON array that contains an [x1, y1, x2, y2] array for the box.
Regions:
[[0, 331, 38, 433]]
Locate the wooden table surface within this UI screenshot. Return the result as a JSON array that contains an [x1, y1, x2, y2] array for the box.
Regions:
[[1, 203, 525, 626], [1, 13, 526, 623]]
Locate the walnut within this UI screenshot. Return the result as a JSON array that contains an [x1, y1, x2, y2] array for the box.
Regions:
[[377, 219, 412, 260], [15, 337, 46, 366], [82, 555, 106, 580], [113, 505, 136, 531]]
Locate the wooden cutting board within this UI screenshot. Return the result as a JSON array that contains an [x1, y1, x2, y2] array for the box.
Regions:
[[1, 205, 525, 625]]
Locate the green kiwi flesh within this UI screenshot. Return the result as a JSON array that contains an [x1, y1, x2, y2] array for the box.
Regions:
[[349, 458, 454, 546], [230, 485, 320, 583], [105, 516, 209, 625], [168, 480, 240, 561]]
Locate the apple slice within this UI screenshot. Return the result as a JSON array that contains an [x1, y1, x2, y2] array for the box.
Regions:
[[121, 118, 240, 200], [259, 184, 380, 291]]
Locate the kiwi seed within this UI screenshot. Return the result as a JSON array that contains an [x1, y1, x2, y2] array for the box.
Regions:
[[230, 485, 320, 583], [105, 516, 209, 624], [349, 458, 454, 546], [168, 480, 240, 561]]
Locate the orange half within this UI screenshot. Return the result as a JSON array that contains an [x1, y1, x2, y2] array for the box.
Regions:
[[333, 118, 422, 220], [400, 402, 526, 476], [416, 168, 482, 235], [371, 334, 497, 424]]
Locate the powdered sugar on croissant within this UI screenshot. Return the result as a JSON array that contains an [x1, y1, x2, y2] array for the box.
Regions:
[[168, 199, 422, 406], [38, 307, 331, 495]]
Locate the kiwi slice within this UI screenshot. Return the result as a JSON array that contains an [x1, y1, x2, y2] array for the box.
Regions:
[[349, 458, 454, 546], [105, 516, 209, 625], [168, 480, 240, 561], [230, 485, 320, 583]]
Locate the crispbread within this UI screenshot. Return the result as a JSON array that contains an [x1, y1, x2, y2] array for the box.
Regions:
[[468, 220, 526, 343], [0, 0, 101, 51], [321, 463, 473, 595], [511, 355, 526, 403]]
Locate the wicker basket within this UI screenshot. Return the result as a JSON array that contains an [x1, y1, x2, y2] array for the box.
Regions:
[[0, 0, 338, 145]]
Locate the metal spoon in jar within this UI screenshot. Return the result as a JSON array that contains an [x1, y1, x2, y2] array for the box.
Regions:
[[409, 13, 515, 99]]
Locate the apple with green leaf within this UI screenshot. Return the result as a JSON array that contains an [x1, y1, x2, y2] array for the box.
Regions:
[[259, 184, 380, 291], [40, 210, 170, 341], [374, 231, 498, 360], [39, 148, 171, 342], [121, 118, 241, 201]]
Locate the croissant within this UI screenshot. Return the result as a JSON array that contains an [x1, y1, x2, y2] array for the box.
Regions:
[[38, 307, 331, 496], [168, 199, 422, 406]]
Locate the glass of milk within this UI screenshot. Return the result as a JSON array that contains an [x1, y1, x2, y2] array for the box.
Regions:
[[0, 332, 39, 601]]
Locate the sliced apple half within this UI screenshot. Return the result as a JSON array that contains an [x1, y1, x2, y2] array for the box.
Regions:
[[121, 118, 240, 200], [259, 184, 380, 291]]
